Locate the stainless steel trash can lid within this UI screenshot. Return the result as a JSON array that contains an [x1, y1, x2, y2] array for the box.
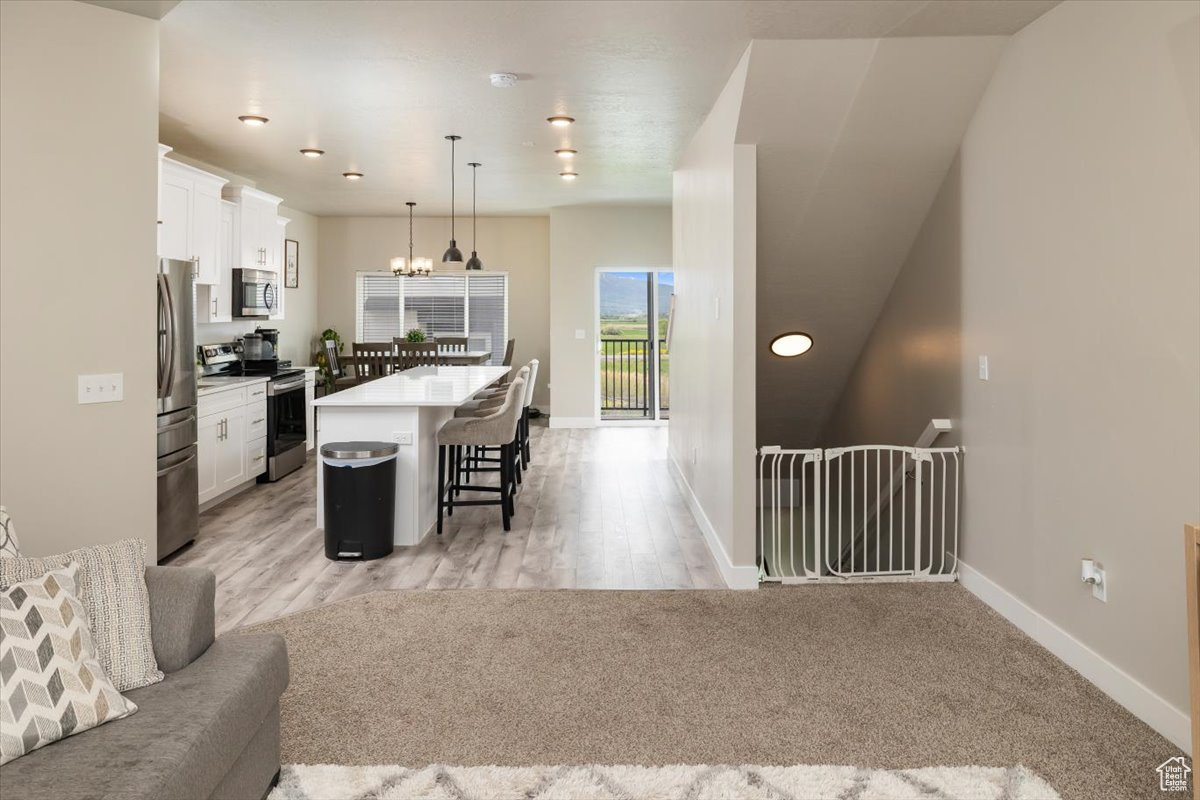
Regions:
[[320, 441, 400, 459]]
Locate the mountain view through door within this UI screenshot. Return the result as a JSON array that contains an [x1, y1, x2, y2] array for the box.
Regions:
[[598, 270, 673, 421]]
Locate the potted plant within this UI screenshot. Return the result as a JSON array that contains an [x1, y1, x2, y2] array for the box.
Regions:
[[404, 328, 427, 343]]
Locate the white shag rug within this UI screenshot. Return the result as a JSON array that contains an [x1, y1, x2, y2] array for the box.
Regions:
[[268, 763, 1060, 799]]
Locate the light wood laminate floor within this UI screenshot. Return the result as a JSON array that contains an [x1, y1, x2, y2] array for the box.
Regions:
[[168, 423, 726, 633]]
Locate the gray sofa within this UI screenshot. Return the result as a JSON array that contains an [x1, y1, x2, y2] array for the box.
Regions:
[[0, 566, 289, 800]]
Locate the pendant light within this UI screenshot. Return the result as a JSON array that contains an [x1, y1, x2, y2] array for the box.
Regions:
[[465, 162, 483, 271], [441, 135, 463, 263], [391, 202, 432, 277]]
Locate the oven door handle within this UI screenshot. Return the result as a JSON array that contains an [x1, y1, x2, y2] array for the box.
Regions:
[[268, 378, 306, 395]]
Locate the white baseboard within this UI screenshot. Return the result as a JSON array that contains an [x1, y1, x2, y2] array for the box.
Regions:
[[959, 560, 1191, 753], [667, 454, 759, 590], [549, 416, 594, 429]]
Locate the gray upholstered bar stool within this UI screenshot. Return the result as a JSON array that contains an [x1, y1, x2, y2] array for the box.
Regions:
[[456, 362, 535, 484], [436, 373, 527, 533]]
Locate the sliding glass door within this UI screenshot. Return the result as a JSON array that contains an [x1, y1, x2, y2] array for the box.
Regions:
[[596, 269, 673, 422]]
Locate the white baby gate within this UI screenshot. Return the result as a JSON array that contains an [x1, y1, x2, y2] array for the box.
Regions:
[[757, 443, 961, 583]]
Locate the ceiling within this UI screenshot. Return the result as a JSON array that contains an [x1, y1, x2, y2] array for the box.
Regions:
[[158, 0, 1057, 216]]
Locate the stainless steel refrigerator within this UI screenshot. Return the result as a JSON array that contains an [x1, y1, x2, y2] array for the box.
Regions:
[[157, 258, 199, 560]]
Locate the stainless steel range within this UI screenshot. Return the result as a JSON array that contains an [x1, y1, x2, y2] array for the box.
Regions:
[[199, 337, 307, 482]]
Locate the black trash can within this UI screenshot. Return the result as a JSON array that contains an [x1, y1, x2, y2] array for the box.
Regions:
[[321, 441, 399, 560]]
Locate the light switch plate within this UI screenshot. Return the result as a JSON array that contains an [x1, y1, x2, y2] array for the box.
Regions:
[[78, 373, 124, 404], [978, 355, 989, 381], [714, 296, 720, 320]]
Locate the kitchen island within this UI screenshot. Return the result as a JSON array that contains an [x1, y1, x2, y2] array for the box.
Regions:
[[313, 365, 509, 546]]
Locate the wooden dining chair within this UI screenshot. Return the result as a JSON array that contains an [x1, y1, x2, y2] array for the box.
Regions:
[[436, 336, 469, 354], [394, 340, 439, 370], [323, 340, 358, 392], [502, 338, 516, 366], [351, 342, 396, 383]]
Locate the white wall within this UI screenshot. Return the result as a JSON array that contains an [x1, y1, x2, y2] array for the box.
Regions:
[[194, 204, 321, 365], [823, 0, 1200, 748], [0, 1, 160, 559], [959, 0, 1199, 736], [547, 205, 672, 425], [317, 216, 550, 406], [670, 47, 758, 584]]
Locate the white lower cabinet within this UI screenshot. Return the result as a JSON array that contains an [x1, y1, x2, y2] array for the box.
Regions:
[[198, 383, 269, 505], [305, 371, 316, 451]]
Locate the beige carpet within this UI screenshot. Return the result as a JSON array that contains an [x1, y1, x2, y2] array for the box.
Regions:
[[244, 585, 1181, 800]]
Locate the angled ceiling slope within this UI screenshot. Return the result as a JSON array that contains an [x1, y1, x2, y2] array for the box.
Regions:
[[739, 36, 1009, 447]]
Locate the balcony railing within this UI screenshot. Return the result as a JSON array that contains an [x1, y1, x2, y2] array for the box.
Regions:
[[600, 338, 669, 419]]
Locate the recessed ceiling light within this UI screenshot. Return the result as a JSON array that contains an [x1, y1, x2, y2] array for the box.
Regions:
[[238, 115, 269, 127], [770, 332, 813, 357], [299, 148, 325, 158], [547, 116, 575, 127], [559, 171, 578, 181], [342, 171, 364, 181], [555, 149, 577, 159], [490, 72, 518, 88]]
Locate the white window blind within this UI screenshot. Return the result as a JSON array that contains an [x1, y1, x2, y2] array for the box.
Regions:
[[355, 272, 509, 365], [468, 274, 508, 365]]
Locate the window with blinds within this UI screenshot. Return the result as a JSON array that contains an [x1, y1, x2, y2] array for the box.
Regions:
[[355, 272, 509, 365]]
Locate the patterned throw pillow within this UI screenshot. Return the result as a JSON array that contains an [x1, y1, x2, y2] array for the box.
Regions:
[[0, 564, 137, 765], [0, 539, 163, 692], [0, 507, 19, 558]]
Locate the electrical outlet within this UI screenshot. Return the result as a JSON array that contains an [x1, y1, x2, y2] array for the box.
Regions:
[[978, 355, 989, 381], [392, 431, 413, 445], [78, 373, 124, 404], [1081, 558, 1107, 602]]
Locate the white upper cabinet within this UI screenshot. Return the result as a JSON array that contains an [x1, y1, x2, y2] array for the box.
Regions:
[[223, 185, 284, 272], [158, 156, 228, 285], [198, 200, 238, 324]]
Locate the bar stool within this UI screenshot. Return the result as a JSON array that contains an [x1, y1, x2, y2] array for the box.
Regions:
[[436, 373, 527, 533], [456, 362, 535, 484]]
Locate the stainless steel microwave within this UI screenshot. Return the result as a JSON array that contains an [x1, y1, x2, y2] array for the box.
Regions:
[[232, 268, 276, 319]]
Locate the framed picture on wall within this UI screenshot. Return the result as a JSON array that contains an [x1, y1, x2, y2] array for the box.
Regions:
[[284, 239, 299, 288]]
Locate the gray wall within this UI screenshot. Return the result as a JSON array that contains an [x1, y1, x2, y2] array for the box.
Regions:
[[548, 205, 672, 424], [0, 1, 160, 559], [822, 0, 1200, 729], [820, 157, 964, 449]]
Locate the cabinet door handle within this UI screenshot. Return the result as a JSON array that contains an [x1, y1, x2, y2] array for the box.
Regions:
[[252, 417, 264, 424], [253, 454, 264, 462]]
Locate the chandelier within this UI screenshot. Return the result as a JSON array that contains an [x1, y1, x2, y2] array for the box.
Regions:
[[391, 201, 433, 277]]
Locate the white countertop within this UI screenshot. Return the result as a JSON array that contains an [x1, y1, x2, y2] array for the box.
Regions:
[[313, 365, 509, 408], [197, 375, 269, 397]]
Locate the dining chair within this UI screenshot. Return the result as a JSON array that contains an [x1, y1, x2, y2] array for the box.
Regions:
[[394, 340, 439, 369], [436, 336, 469, 354], [323, 340, 358, 392], [351, 342, 396, 383], [501, 338, 516, 367]]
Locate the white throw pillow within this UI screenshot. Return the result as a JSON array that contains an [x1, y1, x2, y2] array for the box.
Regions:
[[0, 564, 138, 765], [0, 539, 163, 692]]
